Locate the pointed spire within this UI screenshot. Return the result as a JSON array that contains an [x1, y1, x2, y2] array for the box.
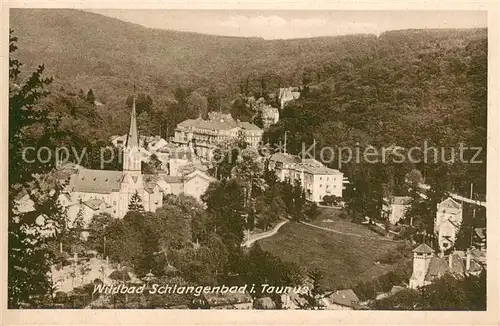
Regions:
[[125, 95, 139, 148]]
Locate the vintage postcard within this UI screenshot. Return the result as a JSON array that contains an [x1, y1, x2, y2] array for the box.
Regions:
[[2, 0, 499, 325]]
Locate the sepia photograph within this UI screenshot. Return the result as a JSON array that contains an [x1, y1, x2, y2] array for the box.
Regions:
[[4, 3, 495, 320]]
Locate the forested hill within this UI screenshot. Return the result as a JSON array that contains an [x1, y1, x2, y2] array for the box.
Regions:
[[9, 9, 377, 106], [11, 9, 487, 194], [11, 9, 485, 108]]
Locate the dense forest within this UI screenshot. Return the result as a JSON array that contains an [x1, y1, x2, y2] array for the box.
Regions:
[[11, 9, 487, 196], [11, 11, 486, 159]]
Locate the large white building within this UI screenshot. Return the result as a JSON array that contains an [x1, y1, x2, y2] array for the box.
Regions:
[[171, 112, 263, 161], [268, 153, 343, 202]]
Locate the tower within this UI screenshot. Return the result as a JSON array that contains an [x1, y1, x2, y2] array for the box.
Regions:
[[409, 243, 434, 289], [123, 96, 142, 175], [119, 95, 144, 217]]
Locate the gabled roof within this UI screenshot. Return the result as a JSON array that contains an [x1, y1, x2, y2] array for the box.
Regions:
[[184, 170, 215, 183], [391, 196, 411, 205], [71, 169, 123, 194], [439, 197, 461, 210], [269, 153, 301, 164], [326, 289, 359, 307], [413, 243, 435, 254]]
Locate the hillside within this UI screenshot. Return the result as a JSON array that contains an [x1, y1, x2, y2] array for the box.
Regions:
[[10, 9, 487, 196], [10, 9, 381, 107]]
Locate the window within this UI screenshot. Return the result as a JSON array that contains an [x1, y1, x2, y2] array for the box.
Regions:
[[320, 184, 322, 187]]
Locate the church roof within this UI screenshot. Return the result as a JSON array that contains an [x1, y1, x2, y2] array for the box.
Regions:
[[413, 243, 435, 254], [71, 169, 123, 194]]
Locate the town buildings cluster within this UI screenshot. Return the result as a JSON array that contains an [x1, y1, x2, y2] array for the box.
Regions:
[[60, 98, 216, 225]]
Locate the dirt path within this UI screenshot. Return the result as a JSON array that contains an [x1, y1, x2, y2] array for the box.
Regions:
[[241, 220, 289, 247]]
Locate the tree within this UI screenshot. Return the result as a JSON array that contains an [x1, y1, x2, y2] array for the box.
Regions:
[[8, 30, 71, 308], [201, 179, 245, 251], [231, 148, 267, 204], [86, 89, 95, 104], [87, 213, 114, 254], [128, 191, 144, 212]]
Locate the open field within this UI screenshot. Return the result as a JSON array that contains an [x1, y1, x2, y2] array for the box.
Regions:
[[259, 213, 402, 289], [310, 208, 392, 239]]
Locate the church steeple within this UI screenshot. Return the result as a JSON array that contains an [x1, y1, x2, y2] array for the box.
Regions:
[[125, 96, 139, 149], [123, 95, 142, 174]]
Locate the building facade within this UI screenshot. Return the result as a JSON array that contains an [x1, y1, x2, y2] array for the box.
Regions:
[[268, 153, 343, 202], [434, 197, 463, 252], [172, 113, 263, 161], [409, 243, 483, 289], [278, 87, 300, 110], [382, 196, 411, 225]]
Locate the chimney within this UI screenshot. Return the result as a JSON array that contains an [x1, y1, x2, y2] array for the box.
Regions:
[[448, 253, 453, 268], [466, 250, 471, 271]]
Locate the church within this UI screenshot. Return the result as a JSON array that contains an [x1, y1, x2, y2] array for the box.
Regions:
[[63, 97, 164, 223]]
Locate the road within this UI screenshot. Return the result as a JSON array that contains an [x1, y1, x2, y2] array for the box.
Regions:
[[241, 220, 289, 247]]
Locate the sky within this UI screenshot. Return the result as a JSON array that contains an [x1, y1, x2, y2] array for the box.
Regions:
[[88, 10, 487, 40]]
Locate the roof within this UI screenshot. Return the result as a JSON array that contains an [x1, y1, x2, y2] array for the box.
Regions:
[[184, 170, 215, 183], [438, 197, 462, 210], [269, 153, 302, 164], [391, 196, 411, 205], [425, 256, 450, 281], [254, 297, 276, 309], [301, 165, 342, 175], [162, 175, 184, 184], [71, 169, 123, 194], [83, 198, 105, 210], [176, 115, 262, 133], [474, 228, 486, 239], [301, 158, 324, 167], [326, 289, 359, 307], [413, 243, 435, 254]]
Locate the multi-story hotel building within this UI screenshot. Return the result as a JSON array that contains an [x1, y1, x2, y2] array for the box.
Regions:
[[172, 112, 263, 161]]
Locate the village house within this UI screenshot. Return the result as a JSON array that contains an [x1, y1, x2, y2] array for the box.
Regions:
[[278, 87, 300, 110], [434, 197, 463, 252], [171, 112, 263, 161], [268, 153, 343, 201], [382, 196, 411, 225], [319, 289, 360, 310], [408, 243, 484, 289]]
